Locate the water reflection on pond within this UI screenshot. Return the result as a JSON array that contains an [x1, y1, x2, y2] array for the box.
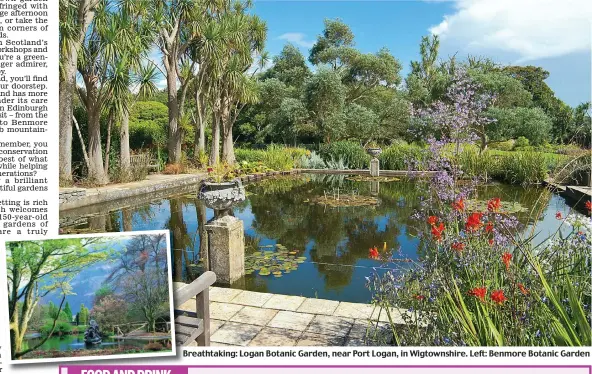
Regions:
[[60, 174, 580, 303], [22, 334, 158, 352]]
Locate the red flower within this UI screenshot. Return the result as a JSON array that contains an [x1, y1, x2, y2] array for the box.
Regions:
[[427, 216, 438, 226], [502, 252, 512, 270], [487, 198, 501, 212], [490, 289, 507, 305], [431, 222, 445, 241], [555, 211, 562, 220], [207, 167, 214, 173], [369, 247, 379, 259], [465, 212, 483, 232], [485, 223, 494, 233], [586, 201, 592, 213], [517, 283, 529, 296], [468, 287, 487, 301], [413, 294, 426, 301], [488, 238, 494, 246], [451, 242, 465, 252], [452, 198, 465, 212]]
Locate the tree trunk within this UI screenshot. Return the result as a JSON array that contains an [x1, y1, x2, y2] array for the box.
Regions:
[[104, 109, 113, 175], [58, 0, 97, 183], [221, 115, 235, 165], [193, 91, 206, 161], [209, 111, 220, 166], [87, 109, 108, 185], [59, 61, 76, 183], [196, 199, 208, 271], [120, 110, 131, 181], [166, 64, 182, 164]]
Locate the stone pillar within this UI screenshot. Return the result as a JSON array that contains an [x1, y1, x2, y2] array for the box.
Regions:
[[370, 158, 380, 177], [205, 215, 245, 284]]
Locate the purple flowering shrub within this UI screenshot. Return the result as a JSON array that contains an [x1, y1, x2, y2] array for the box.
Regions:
[[366, 69, 591, 346]]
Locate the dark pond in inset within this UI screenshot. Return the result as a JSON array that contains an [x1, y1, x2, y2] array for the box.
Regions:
[[22, 334, 162, 352], [60, 174, 582, 303]]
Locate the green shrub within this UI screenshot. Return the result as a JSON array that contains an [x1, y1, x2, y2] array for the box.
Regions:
[[298, 151, 325, 169], [514, 136, 530, 148], [319, 141, 369, 169], [381, 144, 428, 170]]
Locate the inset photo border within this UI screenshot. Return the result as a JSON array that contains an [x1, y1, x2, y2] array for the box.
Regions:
[[5, 230, 177, 364]]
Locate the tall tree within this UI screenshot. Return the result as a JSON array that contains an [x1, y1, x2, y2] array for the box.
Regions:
[[7, 239, 107, 359], [153, 0, 198, 164], [59, 0, 100, 183]]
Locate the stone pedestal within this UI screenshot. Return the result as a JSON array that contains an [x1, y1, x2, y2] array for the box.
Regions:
[[205, 215, 245, 284], [370, 158, 380, 177]]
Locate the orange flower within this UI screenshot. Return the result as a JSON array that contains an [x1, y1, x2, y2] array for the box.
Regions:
[[517, 283, 529, 295], [586, 201, 591, 213], [369, 247, 379, 259], [452, 198, 465, 212], [490, 289, 507, 305], [502, 252, 512, 270], [413, 294, 426, 301], [427, 216, 438, 226], [487, 197, 501, 212], [555, 211, 563, 220], [207, 167, 214, 173], [485, 223, 494, 233], [451, 242, 465, 252], [488, 238, 494, 246], [466, 212, 483, 232], [431, 222, 445, 241], [468, 287, 487, 301]]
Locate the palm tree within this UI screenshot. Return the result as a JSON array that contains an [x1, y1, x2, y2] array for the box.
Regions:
[[59, 0, 100, 183]]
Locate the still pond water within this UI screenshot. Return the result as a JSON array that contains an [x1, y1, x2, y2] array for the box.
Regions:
[[22, 334, 152, 352], [61, 174, 581, 303]]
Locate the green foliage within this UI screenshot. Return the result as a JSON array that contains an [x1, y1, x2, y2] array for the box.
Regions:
[[63, 302, 73, 323], [77, 304, 90, 325], [304, 67, 346, 141], [514, 136, 530, 148], [298, 151, 326, 169], [381, 143, 428, 170], [129, 101, 168, 149], [457, 147, 497, 180], [235, 148, 267, 163], [487, 107, 552, 145], [262, 145, 294, 171], [40, 320, 73, 337], [319, 141, 370, 169], [494, 151, 549, 185], [489, 140, 515, 151]]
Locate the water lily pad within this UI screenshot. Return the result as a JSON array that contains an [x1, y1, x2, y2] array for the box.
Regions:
[[259, 268, 271, 276]]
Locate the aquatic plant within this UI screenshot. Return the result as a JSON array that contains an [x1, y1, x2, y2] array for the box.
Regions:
[[244, 243, 306, 278]]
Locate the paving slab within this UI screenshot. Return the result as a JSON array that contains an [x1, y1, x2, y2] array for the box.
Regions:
[[370, 306, 407, 324], [248, 327, 302, 346], [210, 287, 243, 303], [209, 302, 244, 321], [263, 294, 306, 311], [230, 306, 278, 326], [333, 301, 375, 319], [305, 315, 353, 338], [267, 310, 315, 331], [210, 319, 226, 335], [230, 290, 274, 307], [296, 298, 340, 315], [210, 321, 262, 346], [297, 332, 345, 346]]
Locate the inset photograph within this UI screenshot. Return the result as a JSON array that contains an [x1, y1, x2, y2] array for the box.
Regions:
[[6, 231, 176, 363]]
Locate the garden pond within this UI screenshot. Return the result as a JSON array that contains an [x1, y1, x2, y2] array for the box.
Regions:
[[60, 174, 586, 303]]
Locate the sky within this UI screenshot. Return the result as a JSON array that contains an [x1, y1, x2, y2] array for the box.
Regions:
[[249, 0, 591, 107]]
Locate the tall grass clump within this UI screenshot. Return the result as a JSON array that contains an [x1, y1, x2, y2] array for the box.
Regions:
[[261, 144, 294, 171], [495, 151, 548, 185], [381, 143, 429, 170], [235, 148, 266, 163], [319, 141, 369, 169], [457, 147, 497, 180]]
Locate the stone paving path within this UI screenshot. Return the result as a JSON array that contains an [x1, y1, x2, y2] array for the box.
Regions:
[[174, 285, 406, 347]]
